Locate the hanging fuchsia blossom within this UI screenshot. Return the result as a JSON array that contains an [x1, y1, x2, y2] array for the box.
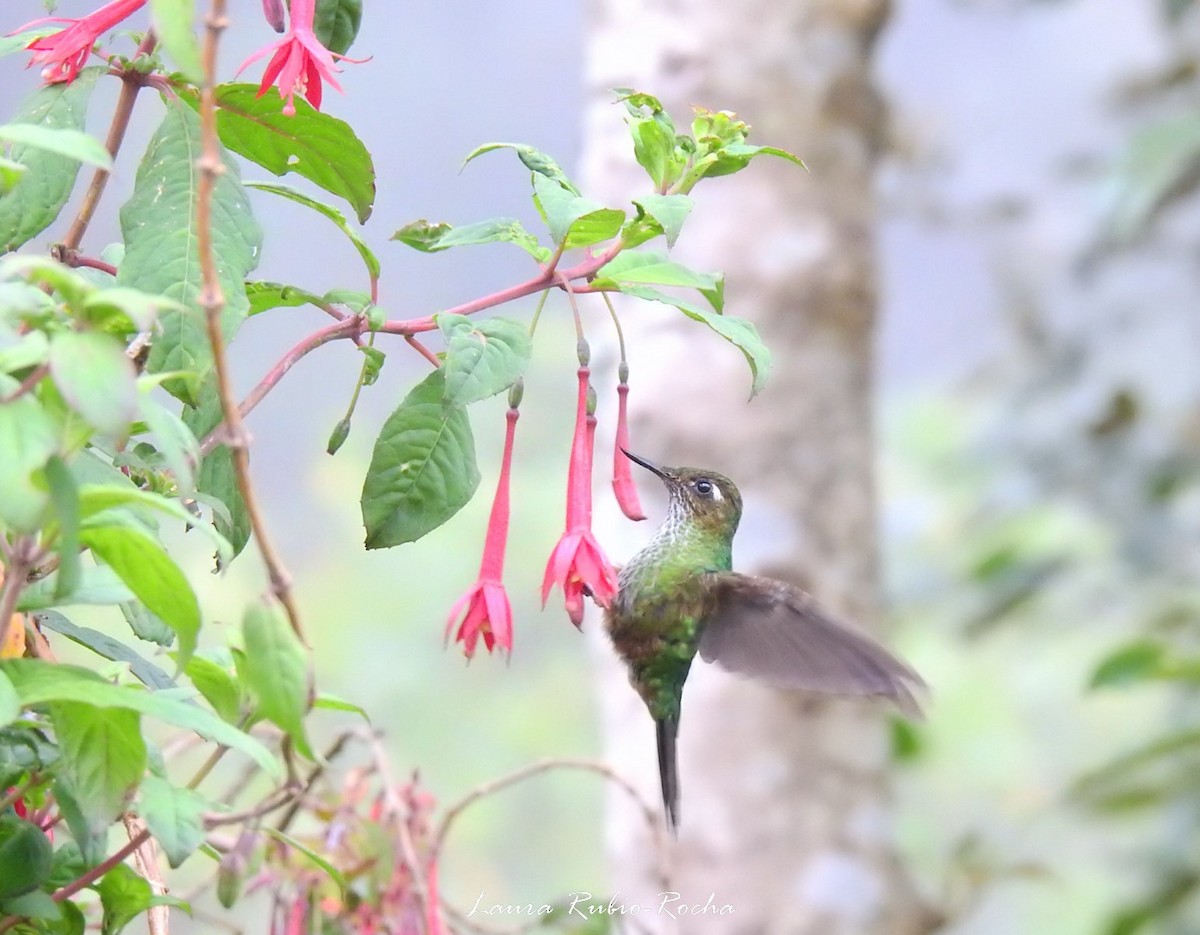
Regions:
[[542, 362, 619, 627], [611, 362, 646, 521], [14, 0, 146, 84], [445, 404, 519, 657], [237, 0, 351, 115]]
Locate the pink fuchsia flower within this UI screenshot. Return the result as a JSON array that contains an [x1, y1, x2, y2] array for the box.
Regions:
[[15, 0, 146, 85], [445, 406, 519, 658], [542, 363, 619, 627], [611, 362, 646, 521], [237, 0, 351, 115]]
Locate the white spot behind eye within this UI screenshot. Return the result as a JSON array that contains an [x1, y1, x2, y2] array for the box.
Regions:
[[710, 484, 722, 502]]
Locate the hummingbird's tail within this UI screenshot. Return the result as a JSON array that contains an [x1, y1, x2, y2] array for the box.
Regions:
[[656, 715, 680, 833]]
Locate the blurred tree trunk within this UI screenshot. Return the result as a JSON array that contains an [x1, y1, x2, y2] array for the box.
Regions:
[[582, 1, 936, 932]]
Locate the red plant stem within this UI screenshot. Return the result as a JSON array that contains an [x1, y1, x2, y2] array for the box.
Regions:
[[199, 240, 625, 458], [478, 408, 519, 581], [404, 334, 440, 368], [199, 318, 350, 455], [60, 31, 158, 252], [0, 364, 49, 404]]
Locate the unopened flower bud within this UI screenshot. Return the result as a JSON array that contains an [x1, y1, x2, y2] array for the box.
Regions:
[[326, 417, 351, 455]]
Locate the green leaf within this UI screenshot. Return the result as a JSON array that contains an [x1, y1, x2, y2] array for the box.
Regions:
[[245, 281, 324, 317], [237, 600, 312, 758], [631, 194, 693, 248], [359, 345, 385, 385], [0, 124, 111, 171], [137, 391, 201, 493], [50, 702, 146, 834], [35, 611, 176, 692], [0, 672, 17, 729], [0, 889, 62, 923], [98, 863, 148, 935], [632, 120, 681, 191], [361, 369, 480, 548], [138, 775, 208, 868], [1, 659, 280, 779], [84, 288, 185, 333], [0, 724, 58, 789], [0, 327, 48, 375], [44, 456, 81, 600], [313, 0, 363, 55], [48, 331, 139, 435], [531, 173, 625, 247], [246, 181, 379, 278], [78, 484, 232, 567], [0, 375, 59, 532], [121, 601, 175, 647], [595, 250, 722, 294], [18, 563, 135, 612], [0, 813, 52, 899], [97, 862, 188, 935], [461, 142, 579, 192], [117, 100, 262, 405], [184, 656, 241, 724], [312, 693, 368, 720], [437, 314, 532, 407], [182, 383, 251, 560], [1090, 641, 1167, 689], [203, 84, 375, 223], [613, 284, 770, 398], [78, 524, 201, 664], [0, 158, 24, 196], [391, 217, 550, 261], [261, 827, 347, 894], [148, 0, 203, 82], [0, 69, 100, 254]]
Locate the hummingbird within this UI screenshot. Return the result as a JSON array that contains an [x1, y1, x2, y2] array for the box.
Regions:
[[604, 450, 924, 832]]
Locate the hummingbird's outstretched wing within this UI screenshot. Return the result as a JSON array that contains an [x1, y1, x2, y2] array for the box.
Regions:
[[698, 573, 924, 717]]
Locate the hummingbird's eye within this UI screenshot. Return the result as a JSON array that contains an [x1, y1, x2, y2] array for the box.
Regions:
[[694, 479, 714, 497]]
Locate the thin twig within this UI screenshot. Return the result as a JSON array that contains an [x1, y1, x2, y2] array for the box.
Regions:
[[124, 815, 171, 935], [203, 786, 297, 828], [404, 334, 441, 368], [197, 240, 626, 457], [195, 0, 304, 641], [0, 364, 48, 404], [274, 732, 354, 834], [60, 32, 159, 252], [430, 756, 670, 893]]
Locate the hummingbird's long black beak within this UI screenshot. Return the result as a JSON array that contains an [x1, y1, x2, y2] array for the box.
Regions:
[[621, 449, 668, 480]]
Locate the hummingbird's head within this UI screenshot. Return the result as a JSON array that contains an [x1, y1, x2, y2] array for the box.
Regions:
[[621, 450, 743, 538]]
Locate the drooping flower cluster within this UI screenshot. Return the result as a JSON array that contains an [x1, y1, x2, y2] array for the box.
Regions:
[[446, 336, 648, 657]]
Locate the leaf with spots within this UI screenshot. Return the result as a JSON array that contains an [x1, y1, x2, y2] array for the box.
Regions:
[[117, 100, 262, 405], [0, 69, 100, 254]]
